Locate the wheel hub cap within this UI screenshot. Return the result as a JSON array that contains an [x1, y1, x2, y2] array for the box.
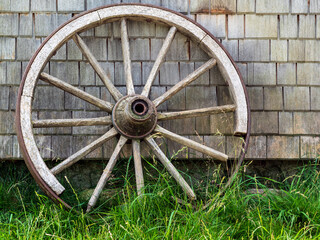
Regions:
[[112, 95, 157, 139]]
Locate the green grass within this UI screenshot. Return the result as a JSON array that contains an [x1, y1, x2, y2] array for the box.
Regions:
[[1, 160, 320, 239]]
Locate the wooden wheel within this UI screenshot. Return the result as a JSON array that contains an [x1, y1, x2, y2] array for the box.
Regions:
[[16, 4, 250, 212]]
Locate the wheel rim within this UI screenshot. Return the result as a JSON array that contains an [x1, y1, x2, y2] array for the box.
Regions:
[[16, 3, 251, 212]]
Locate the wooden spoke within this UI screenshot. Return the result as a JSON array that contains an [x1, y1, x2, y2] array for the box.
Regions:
[[73, 34, 123, 101], [141, 26, 177, 97], [120, 18, 135, 95], [144, 137, 196, 200], [87, 136, 128, 212], [157, 104, 236, 121], [153, 58, 217, 107], [39, 73, 113, 112], [132, 140, 144, 196], [50, 128, 118, 175], [33, 116, 112, 128], [154, 125, 228, 162]]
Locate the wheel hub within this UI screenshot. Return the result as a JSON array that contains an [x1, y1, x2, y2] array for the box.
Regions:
[[112, 95, 157, 139]]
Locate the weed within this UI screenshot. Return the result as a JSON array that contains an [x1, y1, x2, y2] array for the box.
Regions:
[[1, 160, 320, 239]]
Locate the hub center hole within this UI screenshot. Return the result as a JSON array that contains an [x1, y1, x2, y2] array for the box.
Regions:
[[135, 103, 144, 113], [132, 100, 148, 116]]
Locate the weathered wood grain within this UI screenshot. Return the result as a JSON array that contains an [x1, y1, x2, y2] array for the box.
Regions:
[[22, 11, 101, 96], [39, 73, 113, 112], [97, 5, 207, 44], [201, 35, 248, 134], [33, 116, 112, 128], [157, 104, 236, 121], [20, 95, 65, 195], [73, 34, 123, 101], [154, 125, 228, 162], [50, 128, 118, 175], [86, 136, 127, 212], [120, 18, 135, 95], [141, 26, 177, 97], [144, 137, 196, 200], [153, 58, 217, 107], [133, 139, 144, 196]]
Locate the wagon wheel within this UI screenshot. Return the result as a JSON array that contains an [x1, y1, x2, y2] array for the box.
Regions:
[[16, 4, 250, 212]]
